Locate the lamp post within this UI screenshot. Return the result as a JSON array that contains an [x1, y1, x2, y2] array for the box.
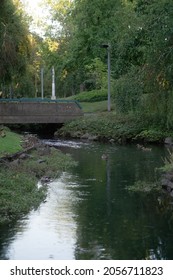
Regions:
[[101, 44, 111, 112], [41, 67, 44, 99], [51, 66, 56, 100]]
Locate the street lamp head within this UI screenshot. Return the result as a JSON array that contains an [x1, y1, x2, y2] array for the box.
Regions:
[[100, 43, 110, 49]]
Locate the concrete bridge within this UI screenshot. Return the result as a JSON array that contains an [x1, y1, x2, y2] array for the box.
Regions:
[[0, 98, 83, 124]]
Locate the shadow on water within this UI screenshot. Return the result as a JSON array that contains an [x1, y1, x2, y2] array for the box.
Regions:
[[64, 143, 173, 260], [1, 140, 173, 259], [0, 220, 26, 260]]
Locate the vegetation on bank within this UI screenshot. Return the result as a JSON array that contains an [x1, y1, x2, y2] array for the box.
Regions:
[[0, 129, 77, 225], [71, 89, 107, 103], [56, 91, 173, 196], [0, 126, 23, 156], [0, 170, 45, 224], [56, 112, 169, 144], [126, 149, 173, 196], [57, 88, 171, 144], [80, 100, 109, 113], [126, 181, 161, 193]]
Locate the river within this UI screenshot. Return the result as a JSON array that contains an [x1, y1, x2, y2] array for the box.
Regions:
[[0, 140, 173, 260]]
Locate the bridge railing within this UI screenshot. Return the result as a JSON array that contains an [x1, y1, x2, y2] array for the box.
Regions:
[[0, 98, 82, 109]]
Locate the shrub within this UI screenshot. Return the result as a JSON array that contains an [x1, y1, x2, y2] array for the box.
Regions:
[[73, 89, 107, 102], [134, 129, 165, 142], [112, 67, 144, 114]]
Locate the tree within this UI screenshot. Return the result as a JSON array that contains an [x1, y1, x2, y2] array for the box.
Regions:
[[0, 0, 31, 96], [133, 0, 173, 127], [37, 0, 173, 128], [42, 0, 124, 96]]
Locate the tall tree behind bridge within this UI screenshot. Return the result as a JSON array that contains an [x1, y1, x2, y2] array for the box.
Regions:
[[0, 0, 31, 96]]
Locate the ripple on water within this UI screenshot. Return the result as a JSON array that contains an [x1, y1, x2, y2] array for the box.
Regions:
[[43, 139, 90, 149]]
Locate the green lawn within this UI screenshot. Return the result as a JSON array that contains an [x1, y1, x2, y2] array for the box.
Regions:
[[80, 100, 115, 113], [0, 129, 22, 156]]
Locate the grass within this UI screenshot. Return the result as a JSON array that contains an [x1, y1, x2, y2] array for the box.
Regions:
[[67, 89, 107, 102], [0, 127, 22, 156], [0, 170, 45, 224], [80, 100, 115, 113], [56, 112, 143, 142], [0, 126, 77, 224], [65, 89, 114, 113], [18, 147, 77, 178], [58, 90, 169, 143], [0, 146, 77, 224]]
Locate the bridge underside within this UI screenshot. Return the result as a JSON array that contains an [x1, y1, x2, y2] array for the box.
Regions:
[[0, 99, 83, 124]]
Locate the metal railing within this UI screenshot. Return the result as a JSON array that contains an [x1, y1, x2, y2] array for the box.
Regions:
[[0, 98, 82, 109]]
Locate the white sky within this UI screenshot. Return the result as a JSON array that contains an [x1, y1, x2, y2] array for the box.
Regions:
[[21, 0, 49, 35], [21, 0, 44, 15], [20, 0, 61, 37]]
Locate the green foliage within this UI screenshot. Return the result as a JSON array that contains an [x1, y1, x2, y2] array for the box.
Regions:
[[42, 0, 123, 96], [126, 180, 160, 193], [134, 129, 165, 143], [0, 142, 77, 224], [0, 0, 30, 85], [0, 170, 45, 224], [85, 58, 107, 90], [112, 67, 144, 113], [80, 100, 109, 113], [57, 106, 169, 143], [72, 89, 107, 102], [166, 91, 173, 129], [15, 74, 35, 98], [57, 113, 145, 142], [19, 148, 77, 178], [0, 127, 22, 156], [134, 0, 173, 126], [1, 0, 173, 131], [161, 149, 173, 173]]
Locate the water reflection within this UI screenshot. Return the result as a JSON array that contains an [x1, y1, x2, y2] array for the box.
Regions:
[[0, 141, 173, 259], [2, 173, 79, 260]]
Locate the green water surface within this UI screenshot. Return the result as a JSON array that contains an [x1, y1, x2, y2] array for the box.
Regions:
[[0, 141, 173, 260]]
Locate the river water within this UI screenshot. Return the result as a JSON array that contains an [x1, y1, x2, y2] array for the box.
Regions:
[[0, 140, 173, 260]]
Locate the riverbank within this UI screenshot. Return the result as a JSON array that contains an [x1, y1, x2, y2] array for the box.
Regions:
[[0, 129, 77, 224], [55, 112, 170, 144], [55, 110, 173, 196], [0, 126, 23, 156]]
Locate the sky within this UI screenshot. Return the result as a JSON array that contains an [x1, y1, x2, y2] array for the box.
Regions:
[[21, 0, 44, 15], [21, 0, 49, 35]]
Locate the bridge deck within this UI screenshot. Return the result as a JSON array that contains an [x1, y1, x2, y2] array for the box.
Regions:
[[0, 98, 83, 124]]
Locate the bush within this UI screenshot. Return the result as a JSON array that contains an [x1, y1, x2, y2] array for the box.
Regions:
[[134, 129, 165, 142], [56, 113, 144, 142], [0, 147, 77, 224], [112, 67, 144, 114], [73, 89, 107, 102]]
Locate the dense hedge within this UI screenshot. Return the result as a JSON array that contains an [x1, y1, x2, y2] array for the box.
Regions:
[[73, 89, 107, 102]]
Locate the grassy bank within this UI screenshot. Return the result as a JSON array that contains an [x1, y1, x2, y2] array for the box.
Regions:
[[56, 112, 168, 143], [0, 129, 77, 224], [80, 100, 108, 113], [58, 90, 171, 143], [0, 126, 23, 156]]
